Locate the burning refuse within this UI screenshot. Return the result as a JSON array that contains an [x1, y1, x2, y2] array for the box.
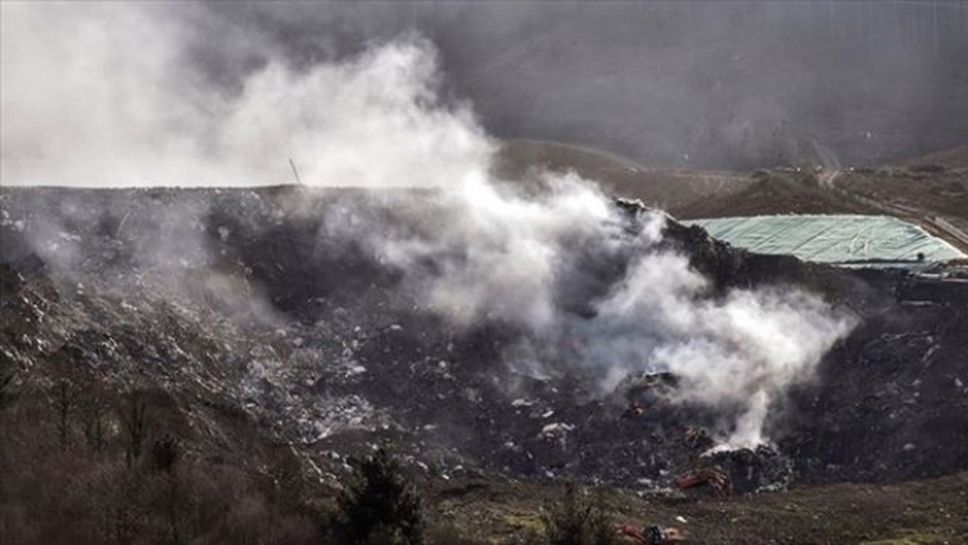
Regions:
[[6, 11, 857, 450], [3, 2, 968, 543], [0, 183, 870, 488]]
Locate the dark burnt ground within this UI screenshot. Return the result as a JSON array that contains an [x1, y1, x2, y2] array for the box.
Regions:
[[2, 186, 967, 528]]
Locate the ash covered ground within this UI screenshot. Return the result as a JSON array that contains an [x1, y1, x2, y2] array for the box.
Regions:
[[3, 185, 966, 495]]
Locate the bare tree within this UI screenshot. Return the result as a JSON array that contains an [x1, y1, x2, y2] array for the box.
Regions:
[[51, 375, 83, 451], [47, 345, 91, 451], [81, 379, 110, 453], [152, 435, 183, 545], [121, 392, 149, 467], [0, 364, 14, 410], [110, 467, 149, 545], [543, 483, 616, 545]]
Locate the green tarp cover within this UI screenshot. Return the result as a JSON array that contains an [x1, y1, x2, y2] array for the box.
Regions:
[[687, 215, 965, 264]]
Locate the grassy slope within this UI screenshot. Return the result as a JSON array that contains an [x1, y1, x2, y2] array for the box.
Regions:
[[429, 472, 968, 544]]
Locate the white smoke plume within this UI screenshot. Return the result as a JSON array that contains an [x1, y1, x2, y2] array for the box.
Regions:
[[1, 3, 489, 187], [336, 177, 855, 448], [1, 3, 855, 448], [589, 257, 854, 447]]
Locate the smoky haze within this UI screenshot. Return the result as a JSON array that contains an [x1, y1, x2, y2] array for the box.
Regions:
[[185, 1, 968, 169], [3, 1, 968, 186], [1, 3, 860, 447]]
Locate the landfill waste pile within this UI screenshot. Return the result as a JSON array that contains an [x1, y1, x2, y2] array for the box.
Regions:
[[3, 186, 966, 500], [4, 3, 968, 541]]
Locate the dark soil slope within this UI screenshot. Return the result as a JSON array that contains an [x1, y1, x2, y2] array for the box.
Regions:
[[2, 186, 966, 493]]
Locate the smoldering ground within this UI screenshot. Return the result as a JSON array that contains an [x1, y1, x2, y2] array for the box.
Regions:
[[1, 4, 857, 448], [321, 175, 856, 448]]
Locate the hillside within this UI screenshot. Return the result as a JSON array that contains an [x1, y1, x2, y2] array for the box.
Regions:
[[497, 140, 968, 252], [2, 186, 968, 543]]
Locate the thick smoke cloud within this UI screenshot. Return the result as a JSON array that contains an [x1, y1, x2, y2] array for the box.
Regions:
[[590, 263, 852, 448], [1, 3, 856, 447], [333, 169, 855, 448], [342, 174, 630, 332], [205, 1, 968, 168], [289, 33, 854, 445], [5, 2, 967, 183], [1, 4, 489, 186]]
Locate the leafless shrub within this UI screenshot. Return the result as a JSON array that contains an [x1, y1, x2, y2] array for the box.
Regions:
[[120, 392, 149, 467], [542, 483, 616, 545], [1, 380, 323, 545]]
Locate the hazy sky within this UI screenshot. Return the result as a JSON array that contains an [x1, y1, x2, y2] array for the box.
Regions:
[[199, 1, 968, 168], [2, 1, 966, 185]]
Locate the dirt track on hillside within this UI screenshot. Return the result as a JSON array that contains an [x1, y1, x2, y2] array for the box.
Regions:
[[499, 140, 968, 252]]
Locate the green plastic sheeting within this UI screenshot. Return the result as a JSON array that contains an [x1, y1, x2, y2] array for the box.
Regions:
[[687, 215, 965, 264]]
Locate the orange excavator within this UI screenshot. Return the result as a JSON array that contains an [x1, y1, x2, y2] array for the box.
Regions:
[[676, 466, 732, 497]]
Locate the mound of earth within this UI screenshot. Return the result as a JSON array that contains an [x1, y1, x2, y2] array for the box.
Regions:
[[2, 186, 967, 498]]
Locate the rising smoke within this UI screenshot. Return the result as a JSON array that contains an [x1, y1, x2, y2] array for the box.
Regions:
[[302, 37, 853, 447], [1, 4, 489, 187], [1, 3, 856, 448], [328, 166, 856, 448]]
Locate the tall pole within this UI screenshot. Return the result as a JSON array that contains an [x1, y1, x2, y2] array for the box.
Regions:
[[288, 157, 303, 185]]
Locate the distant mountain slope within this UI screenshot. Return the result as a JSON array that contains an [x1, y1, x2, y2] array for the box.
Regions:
[[498, 140, 968, 251], [896, 145, 968, 169], [494, 139, 755, 213]]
